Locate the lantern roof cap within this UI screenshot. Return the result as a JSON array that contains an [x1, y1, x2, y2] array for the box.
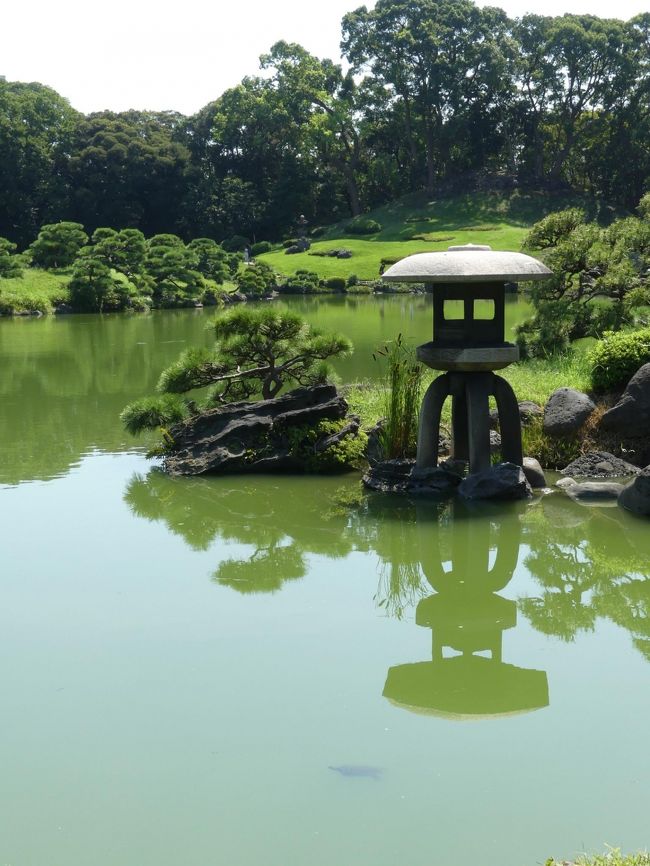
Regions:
[[382, 244, 552, 283]]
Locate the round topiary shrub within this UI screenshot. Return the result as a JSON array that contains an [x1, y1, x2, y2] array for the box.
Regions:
[[345, 218, 382, 235], [251, 241, 272, 256], [221, 235, 250, 252], [589, 327, 650, 392], [324, 277, 346, 292]]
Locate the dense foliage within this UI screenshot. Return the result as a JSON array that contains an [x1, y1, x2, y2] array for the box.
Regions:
[[2, 3, 650, 246], [122, 307, 353, 435], [589, 328, 650, 392], [517, 205, 650, 355]]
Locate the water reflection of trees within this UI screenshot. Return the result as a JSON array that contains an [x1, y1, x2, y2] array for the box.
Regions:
[[124, 469, 650, 665], [0, 311, 212, 484], [124, 472, 361, 593], [519, 497, 650, 660]]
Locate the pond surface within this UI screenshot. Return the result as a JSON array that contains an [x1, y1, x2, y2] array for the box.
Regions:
[[1, 296, 649, 866]]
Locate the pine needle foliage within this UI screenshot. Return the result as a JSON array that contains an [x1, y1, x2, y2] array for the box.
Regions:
[[157, 306, 352, 403]]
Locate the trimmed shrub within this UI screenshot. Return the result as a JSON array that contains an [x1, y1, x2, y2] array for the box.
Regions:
[[346, 274, 358, 287], [345, 218, 381, 235], [251, 241, 272, 256], [589, 328, 650, 392], [279, 270, 321, 294], [282, 238, 297, 249], [221, 235, 250, 252], [324, 277, 346, 292]]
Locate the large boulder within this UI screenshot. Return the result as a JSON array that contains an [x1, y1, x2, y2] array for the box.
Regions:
[[458, 462, 533, 501], [562, 479, 625, 502], [543, 388, 595, 436], [601, 363, 650, 437], [618, 467, 650, 517], [165, 384, 356, 475], [560, 451, 641, 478]]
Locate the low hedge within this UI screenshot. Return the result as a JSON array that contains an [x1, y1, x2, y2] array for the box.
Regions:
[[345, 218, 382, 235], [589, 327, 650, 392]]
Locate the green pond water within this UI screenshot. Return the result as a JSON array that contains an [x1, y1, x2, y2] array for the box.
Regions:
[[1, 296, 649, 866]]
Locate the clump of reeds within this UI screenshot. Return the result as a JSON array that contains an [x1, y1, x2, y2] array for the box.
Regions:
[[373, 334, 423, 459]]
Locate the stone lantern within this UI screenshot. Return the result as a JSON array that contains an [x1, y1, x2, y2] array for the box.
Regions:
[[382, 244, 551, 475]]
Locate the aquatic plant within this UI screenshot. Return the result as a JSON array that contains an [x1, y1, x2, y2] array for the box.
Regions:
[[373, 334, 423, 459]]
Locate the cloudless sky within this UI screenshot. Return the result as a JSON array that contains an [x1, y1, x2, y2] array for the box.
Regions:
[[3, 0, 649, 115]]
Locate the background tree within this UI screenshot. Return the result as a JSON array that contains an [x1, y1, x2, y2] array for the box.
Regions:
[[0, 238, 23, 278], [28, 221, 88, 269], [0, 79, 79, 245], [64, 111, 190, 236]]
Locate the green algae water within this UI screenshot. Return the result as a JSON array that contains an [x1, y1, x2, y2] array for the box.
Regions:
[[1, 297, 649, 866]]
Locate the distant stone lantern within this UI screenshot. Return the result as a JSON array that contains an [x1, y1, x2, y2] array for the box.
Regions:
[[382, 245, 551, 475]]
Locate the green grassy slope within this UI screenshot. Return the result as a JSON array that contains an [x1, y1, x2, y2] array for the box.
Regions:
[[259, 188, 609, 280], [0, 268, 71, 314]]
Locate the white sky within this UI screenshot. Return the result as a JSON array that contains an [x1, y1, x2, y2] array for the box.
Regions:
[[3, 0, 649, 115]]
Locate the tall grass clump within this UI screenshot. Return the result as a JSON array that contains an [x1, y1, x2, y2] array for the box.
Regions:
[[373, 334, 423, 459]]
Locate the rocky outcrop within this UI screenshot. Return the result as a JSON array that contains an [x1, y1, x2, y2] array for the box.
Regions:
[[561, 451, 641, 478], [618, 467, 650, 517], [164, 384, 359, 475], [362, 459, 462, 496], [601, 364, 650, 437], [543, 388, 595, 436], [458, 462, 533, 501]]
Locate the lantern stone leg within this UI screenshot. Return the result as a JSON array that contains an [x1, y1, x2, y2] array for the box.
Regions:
[[416, 374, 450, 469], [493, 375, 523, 467], [466, 373, 493, 474]]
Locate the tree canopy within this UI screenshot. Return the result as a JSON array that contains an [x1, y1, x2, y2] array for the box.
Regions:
[[2, 4, 650, 246]]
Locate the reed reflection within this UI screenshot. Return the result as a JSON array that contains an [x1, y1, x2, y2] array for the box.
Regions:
[[382, 501, 549, 719]]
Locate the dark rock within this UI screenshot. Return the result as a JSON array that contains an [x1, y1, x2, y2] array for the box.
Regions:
[[490, 430, 502, 452], [618, 466, 650, 517], [563, 480, 625, 501], [365, 420, 386, 466], [438, 458, 466, 477], [362, 459, 414, 493], [165, 384, 350, 475], [543, 388, 595, 436], [458, 462, 533, 501], [285, 245, 301, 255], [54, 303, 74, 314], [224, 291, 247, 303], [518, 401, 544, 425], [523, 457, 546, 489], [601, 363, 650, 437], [561, 451, 641, 478], [490, 401, 543, 431], [407, 467, 463, 496], [336, 249, 352, 259], [362, 459, 461, 496]]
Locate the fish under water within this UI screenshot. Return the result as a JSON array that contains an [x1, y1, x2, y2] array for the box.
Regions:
[[328, 765, 383, 780]]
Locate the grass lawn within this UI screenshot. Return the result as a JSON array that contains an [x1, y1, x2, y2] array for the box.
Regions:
[[259, 188, 603, 281], [0, 268, 70, 314]]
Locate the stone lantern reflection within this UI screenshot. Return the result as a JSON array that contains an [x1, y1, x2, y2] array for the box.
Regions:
[[383, 503, 549, 719], [382, 245, 551, 475]]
